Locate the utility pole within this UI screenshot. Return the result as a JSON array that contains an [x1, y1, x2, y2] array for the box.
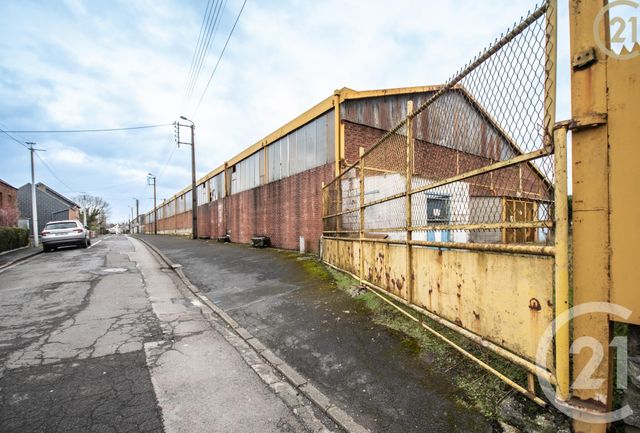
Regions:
[[133, 198, 139, 234], [26, 142, 44, 247], [148, 173, 157, 235], [178, 116, 198, 239], [79, 192, 87, 228]]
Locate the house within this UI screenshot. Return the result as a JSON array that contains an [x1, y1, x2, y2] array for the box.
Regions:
[[17, 183, 81, 234], [0, 179, 19, 227], [142, 85, 550, 252]]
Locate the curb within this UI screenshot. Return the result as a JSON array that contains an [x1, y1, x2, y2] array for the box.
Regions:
[[134, 236, 371, 433], [0, 249, 42, 272], [0, 244, 30, 257]]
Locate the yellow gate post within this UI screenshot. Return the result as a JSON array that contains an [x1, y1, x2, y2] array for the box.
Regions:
[[553, 123, 570, 403], [569, 0, 611, 431], [359, 147, 365, 283], [405, 101, 414, 303]]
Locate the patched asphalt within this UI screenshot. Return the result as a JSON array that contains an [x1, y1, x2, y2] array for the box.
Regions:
[[0, 236, 165, 433], [0, 351, 163, 433], [138, 235, 493, 433]]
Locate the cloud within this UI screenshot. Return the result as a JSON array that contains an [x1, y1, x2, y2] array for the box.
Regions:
[[0, 0, 570, 221]]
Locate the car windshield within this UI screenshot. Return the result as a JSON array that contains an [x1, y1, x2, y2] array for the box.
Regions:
[[45, 222, 78, 230]]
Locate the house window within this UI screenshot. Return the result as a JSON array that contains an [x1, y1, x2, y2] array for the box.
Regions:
[[502, 198, 538, 243]]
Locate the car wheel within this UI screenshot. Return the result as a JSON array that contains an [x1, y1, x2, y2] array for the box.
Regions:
[[81, 238, 88, 248], [88, 238, 91, 246]]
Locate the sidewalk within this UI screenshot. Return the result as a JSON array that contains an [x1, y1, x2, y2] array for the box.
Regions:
[[0, 245, 41, 269], [129, 237, 336, 433]]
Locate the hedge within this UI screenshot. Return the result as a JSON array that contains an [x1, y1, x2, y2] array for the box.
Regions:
[[0, 227, 30, 253]]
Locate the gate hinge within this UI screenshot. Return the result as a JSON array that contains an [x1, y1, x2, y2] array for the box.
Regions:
[[572, 47, 597, 71], [569, 113, 608, 131]]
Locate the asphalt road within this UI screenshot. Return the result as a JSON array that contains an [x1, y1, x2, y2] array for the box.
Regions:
[[138, 235, 493, 433], [0, 235, 323, 433]]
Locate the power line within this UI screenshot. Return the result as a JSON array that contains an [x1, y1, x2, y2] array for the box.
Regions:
[[4, 123, 172, 134], [0, 126, 28, 148], [184, 0, 227, 108], [181, 0, 216, 110], [158, 142, 179, 178], [35, 153, 78, 193], [192, 0, 247, 118]]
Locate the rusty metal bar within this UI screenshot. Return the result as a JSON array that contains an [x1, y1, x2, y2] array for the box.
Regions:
[[553, 123, 570, 402], [324, 236, 555, 256], [366, 286, 547, 407], [359, 147, 365, 282], [331, 148, 551, 213], [361, 220, 553, 232], [409, 220, 553, 232], [323, 207, 360, 221], [544, 0, 557, 143], [408, 147, 550, 198], [405, 100, 414, 303], [321, 259, 555, 393]]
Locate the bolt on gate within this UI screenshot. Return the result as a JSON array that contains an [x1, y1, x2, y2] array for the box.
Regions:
[[321, 1, 567, 405]]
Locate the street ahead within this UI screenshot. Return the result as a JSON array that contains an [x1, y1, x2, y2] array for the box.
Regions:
[[0, 235, 330, 433]]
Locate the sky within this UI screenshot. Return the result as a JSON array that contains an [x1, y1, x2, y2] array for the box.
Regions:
[[0, 0, 577, 223]]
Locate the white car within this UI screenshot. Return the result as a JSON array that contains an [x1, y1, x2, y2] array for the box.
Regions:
[[41, 220, 91, 252]]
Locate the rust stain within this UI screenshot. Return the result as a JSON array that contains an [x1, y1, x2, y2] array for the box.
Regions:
[[528, 298, 542, 311]]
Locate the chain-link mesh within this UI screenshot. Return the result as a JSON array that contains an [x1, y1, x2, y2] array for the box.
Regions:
[[323, 1, 554, 247]]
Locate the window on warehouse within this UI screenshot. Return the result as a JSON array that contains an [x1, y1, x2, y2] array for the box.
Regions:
[[231, 151, 261, 194], [197, 183, 208, 206], [266, 110, 335, 183], [209, 172, 225, 201], [185, 190, 192, 211]]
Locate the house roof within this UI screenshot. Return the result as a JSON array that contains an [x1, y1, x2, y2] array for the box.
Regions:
[[0, 179, 18, 191], [19, 182, 80, 208]]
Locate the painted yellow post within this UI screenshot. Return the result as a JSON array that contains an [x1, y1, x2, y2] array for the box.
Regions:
[[405, 101, 414, 303], [333, 92, 343, 235], [359, 147, 365, 283], [544, 0, 557, 142], [553, 123, 570, 402], [569, 1, 611, 431], [333, 92, 342, 176]]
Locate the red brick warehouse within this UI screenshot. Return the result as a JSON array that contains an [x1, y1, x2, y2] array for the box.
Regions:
[[142, 85, 549, 253]]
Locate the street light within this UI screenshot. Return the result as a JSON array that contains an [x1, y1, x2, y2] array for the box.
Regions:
[[147, 173, 157, 235], [178, 116, 197, 239]]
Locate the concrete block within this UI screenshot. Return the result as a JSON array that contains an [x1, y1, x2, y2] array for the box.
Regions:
[[246, 337, 267, 352], [300, 383, 331, 411], [276, 362, 307, 387], [261, 349, 284, 366], [250, 363, 279, 384], [272, 381, 302, 408], [235, 327, 253, 340], [327, 406, 370, 433]]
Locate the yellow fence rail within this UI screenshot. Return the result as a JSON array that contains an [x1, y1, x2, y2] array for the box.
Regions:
[[322, 0, 561, 405]]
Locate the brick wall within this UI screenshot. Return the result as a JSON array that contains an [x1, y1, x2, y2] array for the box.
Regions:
[[0, 183, 17, 209], [149, 163, 334, 253], [343, 120, 550, 200]]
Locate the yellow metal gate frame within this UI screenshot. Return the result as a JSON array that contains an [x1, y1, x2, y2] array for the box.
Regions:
[[321, 0, 568, 406]]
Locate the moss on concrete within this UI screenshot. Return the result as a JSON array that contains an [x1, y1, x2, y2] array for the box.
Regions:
[[292, 253, 557, 425]]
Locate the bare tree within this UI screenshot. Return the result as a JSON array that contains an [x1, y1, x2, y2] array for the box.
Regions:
[[74, 194, 110, 233]]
